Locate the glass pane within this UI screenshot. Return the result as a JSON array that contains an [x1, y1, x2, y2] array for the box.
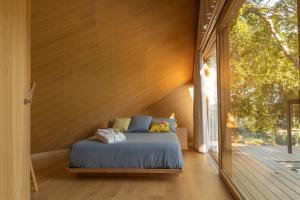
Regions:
[[221, 0, 300, 199], [201, 48, 219, 159], [198, 0, 218, 44], [291, 104, 300, 147]]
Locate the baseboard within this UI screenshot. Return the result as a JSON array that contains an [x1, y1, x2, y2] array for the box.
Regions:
[[31, 148, 69, 160]]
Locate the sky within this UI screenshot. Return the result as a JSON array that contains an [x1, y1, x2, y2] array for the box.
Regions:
[[259, 0, 280, 6]]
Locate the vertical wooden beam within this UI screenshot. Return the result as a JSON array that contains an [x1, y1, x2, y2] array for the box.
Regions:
[[0, 0, 30, 199], [287, 100, 292, 154], [286, 99, 300, 154]]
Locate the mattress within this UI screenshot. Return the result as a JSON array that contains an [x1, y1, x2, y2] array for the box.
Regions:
[[69, 132, 183, 169]]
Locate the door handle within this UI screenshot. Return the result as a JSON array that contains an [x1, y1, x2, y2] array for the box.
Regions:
[[24, 82, 36, 105]]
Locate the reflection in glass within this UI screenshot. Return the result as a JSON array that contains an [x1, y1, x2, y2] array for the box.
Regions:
[[201, 48, 219, 159], [221, 0, 300, 199]]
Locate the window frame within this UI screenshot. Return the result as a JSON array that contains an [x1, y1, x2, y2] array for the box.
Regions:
[[215, 0, 300, 199]]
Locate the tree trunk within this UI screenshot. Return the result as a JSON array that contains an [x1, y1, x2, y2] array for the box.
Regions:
[[247, 6, 299, 68]]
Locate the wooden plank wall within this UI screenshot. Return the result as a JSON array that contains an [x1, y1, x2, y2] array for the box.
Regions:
[[31, 0, 198, 153], [0, 0, 30, 199]]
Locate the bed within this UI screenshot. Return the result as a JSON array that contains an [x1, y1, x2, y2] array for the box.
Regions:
[[67, 132, 183, 174]]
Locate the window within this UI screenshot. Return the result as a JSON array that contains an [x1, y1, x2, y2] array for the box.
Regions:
[[219, 0, 300, 199], [201, 47, 219, 160]]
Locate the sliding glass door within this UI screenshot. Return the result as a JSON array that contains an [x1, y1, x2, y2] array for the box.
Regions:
[[201, 47, 219, 160], [219, 0, 300, 199]]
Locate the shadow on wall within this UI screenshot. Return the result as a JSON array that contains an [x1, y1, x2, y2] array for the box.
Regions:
[[142, 82, 194, 144]]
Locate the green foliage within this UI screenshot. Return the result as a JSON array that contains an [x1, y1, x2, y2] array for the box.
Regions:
[[229, 0, 299, 137], [274, 133, 299, 145]]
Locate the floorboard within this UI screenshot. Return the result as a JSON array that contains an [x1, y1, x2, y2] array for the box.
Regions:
[[230, 145, 300, 200], [30, 150, 232, 200]]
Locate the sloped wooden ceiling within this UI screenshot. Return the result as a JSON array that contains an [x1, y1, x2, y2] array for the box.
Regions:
[[31, 0, 198, 153]]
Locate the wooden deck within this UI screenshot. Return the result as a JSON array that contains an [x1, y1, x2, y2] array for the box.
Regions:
[[231, 145, 300, 200]]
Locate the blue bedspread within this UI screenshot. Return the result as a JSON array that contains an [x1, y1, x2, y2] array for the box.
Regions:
[[69, 133, 183, 169]]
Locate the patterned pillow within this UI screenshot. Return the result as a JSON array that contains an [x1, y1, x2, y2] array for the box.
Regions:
[[152, 118, 176, 132], [112, 118, 131, 132], [149, 121, 170, 133]]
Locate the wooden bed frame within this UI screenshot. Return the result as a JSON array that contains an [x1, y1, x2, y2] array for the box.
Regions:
[[66, 167, 182, 174]]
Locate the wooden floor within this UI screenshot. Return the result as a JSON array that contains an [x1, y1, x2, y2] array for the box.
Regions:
[[231, 145, 300, 200], [30, 150, 232, 200]]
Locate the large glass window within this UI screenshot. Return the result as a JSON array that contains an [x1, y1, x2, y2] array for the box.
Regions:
[[201, 48, 219, 160], [220, 0, 300, 199]]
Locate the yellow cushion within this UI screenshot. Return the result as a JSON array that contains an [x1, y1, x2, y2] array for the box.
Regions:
[[149, 121, 170, 133], [149, 123, 161, 132], [112, 118, 131, 132]]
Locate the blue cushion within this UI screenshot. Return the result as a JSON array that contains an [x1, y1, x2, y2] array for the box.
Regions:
[[152, 118, 176, 132], [128, 116, 152, 132]]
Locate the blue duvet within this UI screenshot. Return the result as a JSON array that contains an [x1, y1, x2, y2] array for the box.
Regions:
[[69, 132, 183, 169]]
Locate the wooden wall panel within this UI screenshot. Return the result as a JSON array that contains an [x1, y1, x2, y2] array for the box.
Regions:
[[0, 0, 30, 199], [31, 0, 198, 153], [142, 83, 194, 144]]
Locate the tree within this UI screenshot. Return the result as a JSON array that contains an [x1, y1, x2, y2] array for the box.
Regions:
[[229, 0, 299, 136], [244, 0, 299, 67]]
